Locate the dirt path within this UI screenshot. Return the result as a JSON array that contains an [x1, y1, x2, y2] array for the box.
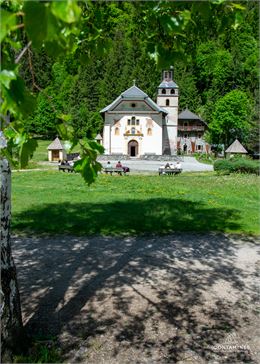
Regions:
[[12, 233, 259, 363]]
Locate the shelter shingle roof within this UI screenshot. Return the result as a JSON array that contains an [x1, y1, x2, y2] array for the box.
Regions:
[[47, 137, 64, 150], [225, 139, 248, 154], [95, 133, 103, 140]]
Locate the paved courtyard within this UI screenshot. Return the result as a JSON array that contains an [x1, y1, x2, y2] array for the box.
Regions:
[[98, 157, 213, 173], [13, 233, 259, 363], [35, 156, 213, 173]]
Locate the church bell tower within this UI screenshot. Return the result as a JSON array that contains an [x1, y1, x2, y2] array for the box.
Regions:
[[157, 67, 179, 155]]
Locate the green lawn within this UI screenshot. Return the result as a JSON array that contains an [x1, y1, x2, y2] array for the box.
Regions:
[[11, 171, 260, 235], [31, 140, 51, 162]]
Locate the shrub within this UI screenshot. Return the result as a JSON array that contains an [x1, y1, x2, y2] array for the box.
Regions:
[[14, 342, 61, 363], [214, 158, 259, 175], [214, 159, 233, 174], [194, 153, 214, 165]]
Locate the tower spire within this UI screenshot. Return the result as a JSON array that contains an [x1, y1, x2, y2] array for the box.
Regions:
[[163, 69, 173, 81]]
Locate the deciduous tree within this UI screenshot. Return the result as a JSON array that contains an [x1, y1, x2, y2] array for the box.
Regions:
[[209, 90, 253, 148]]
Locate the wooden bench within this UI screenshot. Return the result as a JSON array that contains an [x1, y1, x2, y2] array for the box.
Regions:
[[103, 167, 128, 175], [58, 164, 74, 172], [158, 168, 182, 176]]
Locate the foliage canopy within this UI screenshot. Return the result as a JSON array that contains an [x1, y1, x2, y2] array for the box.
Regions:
[[1, 1, 259, 179]]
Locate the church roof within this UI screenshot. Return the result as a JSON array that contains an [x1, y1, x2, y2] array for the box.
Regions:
[[121, 85, 148, 98], [225, 139, 248, 154], [100, 85, 167, 114], [47, 137, 64, 150], [158, 80, 178, 89], [178, 108, 201, 120]]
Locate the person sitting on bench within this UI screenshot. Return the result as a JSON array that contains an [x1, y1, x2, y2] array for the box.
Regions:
[[116, 161, 122, 168], [176, 161, 182, 169]]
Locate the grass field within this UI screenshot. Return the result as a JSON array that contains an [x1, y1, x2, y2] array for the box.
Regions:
[[31, 140, 51, 162], [11, 171, 260, 235]]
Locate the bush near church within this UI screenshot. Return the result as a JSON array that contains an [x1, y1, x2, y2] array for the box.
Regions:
[[214, 158, 259, 175]]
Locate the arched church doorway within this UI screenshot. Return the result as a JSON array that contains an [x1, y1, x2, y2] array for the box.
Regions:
[[128, 140, 138, 157]]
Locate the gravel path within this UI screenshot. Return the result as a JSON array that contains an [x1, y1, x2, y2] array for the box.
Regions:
[[12, 157, 213, 173], [99, 157, 213, 172], [13, 233, 259, 363]]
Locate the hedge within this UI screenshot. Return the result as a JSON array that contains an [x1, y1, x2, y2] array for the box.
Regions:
[[214, 158, 260, 175]]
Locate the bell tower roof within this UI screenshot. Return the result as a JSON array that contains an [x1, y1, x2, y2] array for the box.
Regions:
[[158, 80, 178, 89]]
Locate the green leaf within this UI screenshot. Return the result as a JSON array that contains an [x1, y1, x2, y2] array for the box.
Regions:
[[2, 76, 36, 117], [57, 113, 71, 122], [3, 127, 17, 140], [19, 137, 38, 169], [230, 3, 246, 10], [0, 70, 16, 88], [56, 120, 75, 141], [44, 40, 65, 58], [211, 0, 226, 4], [88, 140, 104, 154], [51, 0, 81, 24], [74, 155, 102, 185], [232, 12, 244, 30], [0, 8, 17, 42], [24, 2, 47, 48]]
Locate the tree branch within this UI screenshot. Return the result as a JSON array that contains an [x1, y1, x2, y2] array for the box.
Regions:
[[15, 41, 32, 64], [27, 47, 36, 90]]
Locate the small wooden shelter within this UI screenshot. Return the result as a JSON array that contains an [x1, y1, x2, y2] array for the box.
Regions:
[[225, 139, 248, 157], [95, 133, 103, 145], [47, 137, 66, 162]]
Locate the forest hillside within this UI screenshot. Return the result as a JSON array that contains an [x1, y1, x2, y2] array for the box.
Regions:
[[19, 1, 259, 151]]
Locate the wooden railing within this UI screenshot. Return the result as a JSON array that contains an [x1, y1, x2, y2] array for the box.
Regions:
[[178, 126, 205, 131]]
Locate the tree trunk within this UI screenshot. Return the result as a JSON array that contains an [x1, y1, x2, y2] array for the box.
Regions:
[[1, 158, 25, 362]]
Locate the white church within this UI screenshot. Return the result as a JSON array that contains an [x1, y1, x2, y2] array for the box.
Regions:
[[100, 69, 209, 157]]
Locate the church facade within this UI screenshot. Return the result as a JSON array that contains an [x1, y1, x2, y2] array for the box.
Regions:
[[100, 70, 209, 156]]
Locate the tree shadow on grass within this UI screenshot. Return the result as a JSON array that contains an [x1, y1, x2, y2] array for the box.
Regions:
[[11, 199, 259, 363], [12, 197, 240, 235]]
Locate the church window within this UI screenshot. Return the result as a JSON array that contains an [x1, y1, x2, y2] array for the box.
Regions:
[[171, 89, 175, 94], [131, 103, 136, 108], [127, 119, 130, 125], [162, 88, 166, 94], [136, 119, 140, 126], [166, 99, 170, 106], [131, 116, 136, 125], [197, 145, 201, 150], [147, 128, 152, 136], [131, 127, 135, 134], [115, 127, 120, 136]]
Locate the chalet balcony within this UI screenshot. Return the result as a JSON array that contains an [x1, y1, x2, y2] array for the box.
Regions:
[[178, 125, 205, 131]]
